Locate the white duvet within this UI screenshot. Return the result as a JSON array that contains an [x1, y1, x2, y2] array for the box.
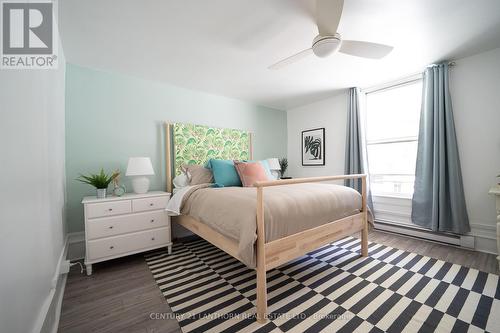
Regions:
[[165, 185, 194, 216]]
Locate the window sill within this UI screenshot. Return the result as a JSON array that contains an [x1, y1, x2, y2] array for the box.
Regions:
[[372, 194, 412, 200]]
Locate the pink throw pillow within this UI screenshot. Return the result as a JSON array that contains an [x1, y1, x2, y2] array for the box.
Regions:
[[234, 161, 269, 187]]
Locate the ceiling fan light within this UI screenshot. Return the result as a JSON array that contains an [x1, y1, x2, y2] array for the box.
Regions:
[[312, 35, 341, 58]]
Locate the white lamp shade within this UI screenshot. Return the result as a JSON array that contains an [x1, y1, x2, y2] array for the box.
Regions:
[[267, 158, 281, 170], [126, 157, 155, 176]]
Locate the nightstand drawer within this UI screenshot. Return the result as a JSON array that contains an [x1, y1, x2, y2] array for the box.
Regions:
[[87, 227, 170, 260], [86, 200, 132, 218], [87, 210, 168, 239], [132, 196, 169, 212]]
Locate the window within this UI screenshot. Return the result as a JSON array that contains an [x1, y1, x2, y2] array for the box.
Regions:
[[365, 79, 422, 198]]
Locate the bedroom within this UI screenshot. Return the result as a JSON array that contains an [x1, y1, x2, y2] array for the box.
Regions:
[[0, 0, 499, 332]]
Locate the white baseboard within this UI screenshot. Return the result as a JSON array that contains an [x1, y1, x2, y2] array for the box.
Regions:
[[41, 272, 68, 333], [51, 274, 67, 333], [31, 232, 71, 333], [373, 195, 498, 255], [375, 219, 498, 255], [375, 220, 462, 246]]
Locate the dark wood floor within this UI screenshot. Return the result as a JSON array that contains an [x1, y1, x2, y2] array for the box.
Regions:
[[59, 254, 182, 333], [58, 230, 498, 333], [367, 230, 498, 274]]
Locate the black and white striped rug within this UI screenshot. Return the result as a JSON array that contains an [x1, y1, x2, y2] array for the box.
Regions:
[[144, 236, 500, 333]]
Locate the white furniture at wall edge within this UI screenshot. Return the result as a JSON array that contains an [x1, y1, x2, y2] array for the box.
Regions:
[[82, 191, 171, 275], [488, 186, 500, 268]]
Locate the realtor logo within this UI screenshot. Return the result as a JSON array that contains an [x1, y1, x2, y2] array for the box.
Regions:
[[1, 1, 58, 69]]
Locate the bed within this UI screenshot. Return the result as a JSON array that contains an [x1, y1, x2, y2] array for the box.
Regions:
[[164, 122, 368, 323]]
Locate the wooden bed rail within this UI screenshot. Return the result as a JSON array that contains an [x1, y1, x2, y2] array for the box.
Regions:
[[254, 174, 367, 188], [254, 174, 368, 323]]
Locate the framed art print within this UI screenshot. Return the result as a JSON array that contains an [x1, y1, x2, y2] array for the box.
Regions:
[[302, 128, 325, 166]]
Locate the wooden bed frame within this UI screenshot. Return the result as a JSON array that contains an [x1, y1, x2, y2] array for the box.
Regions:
[[164, 123, 368, 323]]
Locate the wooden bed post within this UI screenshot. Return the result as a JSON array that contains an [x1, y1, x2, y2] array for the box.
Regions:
[[361, 175, 368, 256], [249, 133, 254, 160], [165, 123, 173, 193], [256, 186, 267, 323]]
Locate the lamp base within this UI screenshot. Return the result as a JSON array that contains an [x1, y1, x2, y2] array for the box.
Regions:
[[131, 176, 150, 194]]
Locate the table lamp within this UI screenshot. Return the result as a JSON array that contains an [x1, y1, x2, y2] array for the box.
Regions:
[[266, 158, 281, 180], [126, 157, 154, 194]]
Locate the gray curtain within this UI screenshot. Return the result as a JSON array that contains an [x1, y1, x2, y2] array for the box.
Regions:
[[412, 63, 470, 234], [345, 87, 374, 214]]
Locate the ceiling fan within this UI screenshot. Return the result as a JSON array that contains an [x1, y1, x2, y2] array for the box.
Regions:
[[269, 0, 394, 70]]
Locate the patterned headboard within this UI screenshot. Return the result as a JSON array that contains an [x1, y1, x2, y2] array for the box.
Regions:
[[170, 123, 252, 177]]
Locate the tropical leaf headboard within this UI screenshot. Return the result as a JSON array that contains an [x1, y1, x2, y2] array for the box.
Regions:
[[171, 123, 252, 176]]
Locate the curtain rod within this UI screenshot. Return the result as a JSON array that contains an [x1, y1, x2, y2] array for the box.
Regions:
[[361, 74, 422, 94], [430, 61, 456, 67], [362, 61, 456, 93]]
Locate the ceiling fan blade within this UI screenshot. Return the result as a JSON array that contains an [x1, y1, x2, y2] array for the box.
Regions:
[[316, 0, 344, 36], [339, 40, 394, 59], [268, 48, 313, 70]]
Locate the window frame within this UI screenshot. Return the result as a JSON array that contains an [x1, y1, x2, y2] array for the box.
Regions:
[[362, 75, 423, 199]]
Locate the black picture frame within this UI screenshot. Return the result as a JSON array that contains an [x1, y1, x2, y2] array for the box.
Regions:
[[302, 128, 325, 166]]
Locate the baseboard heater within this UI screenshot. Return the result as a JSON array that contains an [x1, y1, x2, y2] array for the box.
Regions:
[[374, 219, 475, 249]]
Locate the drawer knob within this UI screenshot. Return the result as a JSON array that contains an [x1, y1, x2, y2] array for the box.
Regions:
[[151, 237, 155, 241], [149, 203, 154, 206], [108, 208, 113, 211], [109, 246, 114, 249], [150, 219, 155, 223], [109, 226, 114, 229]]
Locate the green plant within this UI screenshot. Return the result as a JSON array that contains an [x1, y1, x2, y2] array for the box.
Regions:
[[77, 169, 120, 189], [279, 157, 288, 177]]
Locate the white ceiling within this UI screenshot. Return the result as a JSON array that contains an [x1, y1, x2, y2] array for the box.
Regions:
[[60, 0, 500, 110]]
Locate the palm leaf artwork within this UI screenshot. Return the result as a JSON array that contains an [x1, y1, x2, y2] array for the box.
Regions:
[[304, 135, 322, 160], [76, 169, 120, 189]]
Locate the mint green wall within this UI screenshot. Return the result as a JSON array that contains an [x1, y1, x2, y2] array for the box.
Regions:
[[65, 64, 287, 232]]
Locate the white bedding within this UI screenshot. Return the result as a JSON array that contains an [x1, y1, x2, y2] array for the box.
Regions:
[[166, 185, 194, 216]]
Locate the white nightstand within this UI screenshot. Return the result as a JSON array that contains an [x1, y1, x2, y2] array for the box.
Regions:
[[489, 186, 500, 268], [82, 191, 172, 275]]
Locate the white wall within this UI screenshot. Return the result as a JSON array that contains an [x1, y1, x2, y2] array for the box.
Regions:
[[451, 47, 500, 253], [287, 92, 348, 178], [0, 6, 67, 333], [286, 47, 500, 254]]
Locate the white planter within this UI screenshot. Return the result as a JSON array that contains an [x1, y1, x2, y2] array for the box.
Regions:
[[96, 188, 107, 199]]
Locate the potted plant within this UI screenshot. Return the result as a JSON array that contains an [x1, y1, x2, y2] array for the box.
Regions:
[[279, 157, 290, 179], [77, 169, 120, 199]]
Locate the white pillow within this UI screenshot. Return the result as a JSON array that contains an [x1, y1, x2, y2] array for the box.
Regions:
[[173, 173, 189, 189]]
